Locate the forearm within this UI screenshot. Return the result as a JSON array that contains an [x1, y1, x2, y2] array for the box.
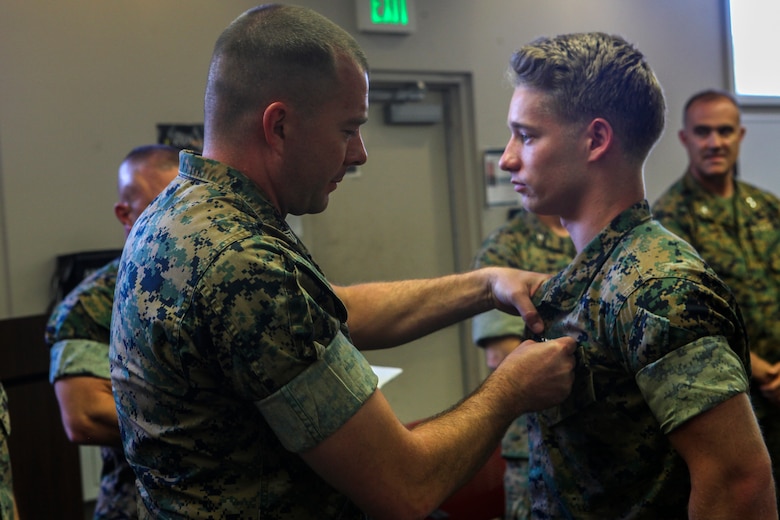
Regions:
[[405, 367, 528, 488], [336, 267, 546, 350], [303, 337, 575, 519], [335, 270, 494, 350], [306, 376, 521, 520]]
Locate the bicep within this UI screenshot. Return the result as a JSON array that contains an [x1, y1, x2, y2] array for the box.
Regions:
[[668, 392, 768, 483], [54, 376, 115, 414], [300, 390, 422, 518]]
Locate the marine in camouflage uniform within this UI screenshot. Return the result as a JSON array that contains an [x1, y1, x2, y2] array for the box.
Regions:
[[653, 171, 780, 495], [46, 258, 138, 519], [0, 382, 15, 519], [471, 209, 575, 520], [525, 201, 751, 518], [110, 151, 377, 519]]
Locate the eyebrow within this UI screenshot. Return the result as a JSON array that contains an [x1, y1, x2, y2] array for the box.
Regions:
[[692, 124, 735, 132], [508, 121, 532, 130], [346, 116, 369, 126]]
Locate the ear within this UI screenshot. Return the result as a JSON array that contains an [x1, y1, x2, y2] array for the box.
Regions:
[[678, 128, 688, 146], [262, 101, 288, 155], [114, 202, 132, 235], [586, 118, 613, 162]]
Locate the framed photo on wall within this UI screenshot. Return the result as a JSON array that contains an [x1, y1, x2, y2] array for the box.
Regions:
[[157, 123, 204, 152], [483, 148, 518, 206]]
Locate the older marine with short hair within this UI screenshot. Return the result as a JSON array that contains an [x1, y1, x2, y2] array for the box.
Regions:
[[653, 88, 780, 503], [110, 5, 576, 519]]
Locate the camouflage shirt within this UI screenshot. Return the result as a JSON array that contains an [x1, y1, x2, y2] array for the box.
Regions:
[[652, 172, 780, 493], [527, 201, 750, 519], [45, 257, 138, 519], [110, 151, 377, 519], [0, 382, 13, 519], [652, 173, 780, 365], [471, 209, 575, 460]]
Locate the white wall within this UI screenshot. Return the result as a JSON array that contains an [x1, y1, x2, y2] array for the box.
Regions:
[[0, 0, 729, 318], [739, 111, 780, 195]]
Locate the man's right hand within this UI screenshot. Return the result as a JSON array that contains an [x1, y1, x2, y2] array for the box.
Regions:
[[494, 336, 577, 415]]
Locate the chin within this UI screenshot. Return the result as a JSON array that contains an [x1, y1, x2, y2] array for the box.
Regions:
[[308, 199, 330, 215], [520, 196, 540, 212]]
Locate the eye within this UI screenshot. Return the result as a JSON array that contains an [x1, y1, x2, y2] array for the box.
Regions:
[[513, 130, 532, 143], [717, 126, 735, 137], [343, 127, 360, 139]]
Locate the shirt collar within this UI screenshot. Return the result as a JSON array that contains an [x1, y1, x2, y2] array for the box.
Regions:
[[178, 150, 301, 246], [534, 200, 652, 312]]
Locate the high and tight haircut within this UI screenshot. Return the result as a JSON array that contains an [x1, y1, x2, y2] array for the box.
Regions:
[[682, 88, 741, 126], [122, 144, 180, 171], [508, 32, 666, 166], [204, 4, 369, 141]]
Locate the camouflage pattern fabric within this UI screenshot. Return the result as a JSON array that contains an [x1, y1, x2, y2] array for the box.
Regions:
[[45, 258, 138, 519], [653, 172, 780, 498], [472, 209, 575, 520], [526, 201, 750, 519], [0, 383, 14, 519], [110, 151, 377, 519], [503, 459, 530, 520]]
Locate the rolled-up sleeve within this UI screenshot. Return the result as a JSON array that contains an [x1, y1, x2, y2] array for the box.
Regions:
[[472, 309, 526, 347], [637, 335, 749, 434], [257, 330, 378, 452]]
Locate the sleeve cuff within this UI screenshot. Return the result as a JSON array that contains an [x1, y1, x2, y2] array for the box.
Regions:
[[637, 336, 749, 434], [472, 309, 526, 347], [49, 339, 111, 383], [256, 331, 378, 452]]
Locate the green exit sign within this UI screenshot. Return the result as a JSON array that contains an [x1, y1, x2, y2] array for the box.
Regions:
[[371, 0, 408, 25], [357, 0, 416, 34]]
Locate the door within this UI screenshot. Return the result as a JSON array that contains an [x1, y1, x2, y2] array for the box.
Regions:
[[301, 74, 482, 423]]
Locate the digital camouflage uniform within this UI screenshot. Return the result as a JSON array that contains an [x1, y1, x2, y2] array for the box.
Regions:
[[0, 382, 14, 519], [109, 151, 377, 519], [45, 258, 138, 520], [653, 172, 780, 495], [471, 209, 575, 520], [526, 201, 750, 519]]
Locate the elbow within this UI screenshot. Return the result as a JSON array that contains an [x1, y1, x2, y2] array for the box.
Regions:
[[709, 456, 778, 517], [735, 461, 777, 515], [61, 421, 92, 445], [360, 480, 449, 520], [365, 497, 441, 520], [59, 414, 100, 445]]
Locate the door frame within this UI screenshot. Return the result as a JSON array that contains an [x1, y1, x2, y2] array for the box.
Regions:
[[368, 70, 488, 391]]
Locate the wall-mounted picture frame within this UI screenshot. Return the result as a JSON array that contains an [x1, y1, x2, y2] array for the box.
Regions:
[[157, 123, 204, 152], [483, 148, 518, 206]]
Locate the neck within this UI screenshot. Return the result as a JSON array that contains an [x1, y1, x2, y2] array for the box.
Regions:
[[562, 169, 645, 253], [203, 142, 286, 216], [689, 168, 734, 198], [536, 213, 569, 237]]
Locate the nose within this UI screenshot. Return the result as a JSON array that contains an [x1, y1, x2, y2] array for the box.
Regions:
[[499, 139, 519, 172], [705, 129, 724, 148], [347, 131, 368, 167]]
